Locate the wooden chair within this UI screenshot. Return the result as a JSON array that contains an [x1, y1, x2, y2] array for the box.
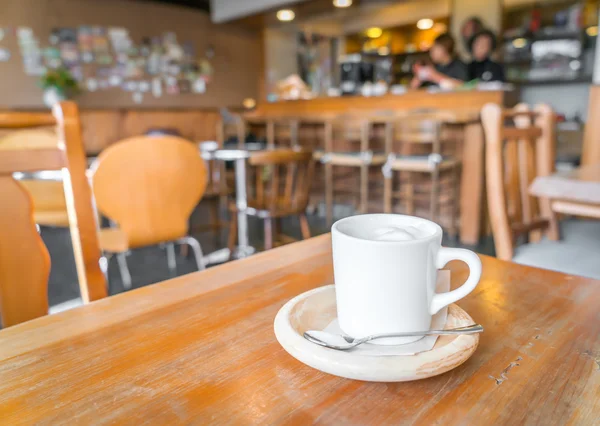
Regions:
[[243, 116, 299, 148], [228, 149, 314, 251], [383, 111, 462, 236], [91, 136, 208, 289], [296, 115, 331, 213], [0, 102, 107, 327], [194, 141, 230, 239], [323, 115, 387, 225], [0, 129, 70, 227], [482, 103, 560, 261], [268, 118, 299, 148]]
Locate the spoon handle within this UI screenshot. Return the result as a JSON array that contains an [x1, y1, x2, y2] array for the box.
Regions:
[[361, 323, 484, 344]]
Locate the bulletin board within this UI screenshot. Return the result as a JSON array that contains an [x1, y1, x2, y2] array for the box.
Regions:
[[0, 0, 260, 109], [0, 25, 213, 103]]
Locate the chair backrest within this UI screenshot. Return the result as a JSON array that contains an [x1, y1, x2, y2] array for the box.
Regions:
[[248, 149, 314, 214], [1, 129, 69, 227], [268, 118, 299, 148], [389, 110, 458, 155], [0, 102, 107, 327], [326, 115, 371, 154], [92, 136, 207, 248], [481, 103, 555, 260]]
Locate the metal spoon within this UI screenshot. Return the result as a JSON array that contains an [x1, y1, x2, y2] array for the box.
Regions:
[[303, 324, 483, 351]]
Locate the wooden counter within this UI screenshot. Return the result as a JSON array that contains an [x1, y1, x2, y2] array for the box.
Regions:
[[260, 90, 516, 245], [258, 89, 516, 116]]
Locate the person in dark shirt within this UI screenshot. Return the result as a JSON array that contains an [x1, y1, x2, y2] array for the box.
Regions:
[[468, 29, 505, 82], [411, 33, 468, 89]]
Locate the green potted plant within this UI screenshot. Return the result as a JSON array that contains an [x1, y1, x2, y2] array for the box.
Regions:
[[39, 67, 79, 107]]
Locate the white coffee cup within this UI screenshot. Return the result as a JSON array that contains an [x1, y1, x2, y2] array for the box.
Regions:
[[332, 214, 482, 345]]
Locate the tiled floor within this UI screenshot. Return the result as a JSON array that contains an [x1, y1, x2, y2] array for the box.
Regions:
[[43, 202, 496, 307]]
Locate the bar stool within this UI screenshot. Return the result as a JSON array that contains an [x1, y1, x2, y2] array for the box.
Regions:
[[294, 115, 331, 213], [383, 111, 461, 236], [269, 118, 299, 148], [323, 115, 387, 225]]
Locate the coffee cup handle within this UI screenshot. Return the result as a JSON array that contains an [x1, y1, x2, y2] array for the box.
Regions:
[[429, 248, 482, 315]]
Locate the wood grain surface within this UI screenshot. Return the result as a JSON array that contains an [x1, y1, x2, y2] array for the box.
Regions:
[[0, 234, 598, 424], [257, 90, 510, 116], [0, 103, 106, 326], [0, 178, 50, 327]]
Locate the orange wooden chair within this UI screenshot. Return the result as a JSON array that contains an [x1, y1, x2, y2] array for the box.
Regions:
[[91, 136, 208, 288], [0, 102, 107, 327]]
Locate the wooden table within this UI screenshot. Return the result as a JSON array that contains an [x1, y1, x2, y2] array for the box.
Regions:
[[1, 235, 598, 424], [530, 163, 600, 219]]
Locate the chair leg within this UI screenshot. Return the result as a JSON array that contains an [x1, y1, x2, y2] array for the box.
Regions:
[[430, 168, 440, 223], [116, 252, 132, 290], [360, 165, 368, 213], [99, 254, 111, 282], [227, 212, 238, 255], [325, 163, 333, 226], [448, 167, 460, 239], [406, 182, 415, 215], [177, 236, 206, 271], [383, 176, 392, 213], [274, 218, 283, 245], [299, 214, 311, 239], [166, 242, 177, 274], [264, 218, 273, 250], [544, 198, 561, 241], [209, 197, 221, 234]]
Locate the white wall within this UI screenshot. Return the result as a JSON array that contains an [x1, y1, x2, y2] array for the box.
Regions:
[[519, 83, 591, 120]]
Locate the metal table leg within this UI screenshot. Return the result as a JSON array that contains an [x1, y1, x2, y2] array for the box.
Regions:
[[198, 147, 256, 265], [233, 156, 255, 258]]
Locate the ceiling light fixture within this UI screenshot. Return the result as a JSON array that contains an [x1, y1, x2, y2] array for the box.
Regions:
[[333, 0, 352, 7], [276, 9, 295, 22], [586, 26, 598, 37], [366, 27, 383, 39], [417, 19, 434, 30]]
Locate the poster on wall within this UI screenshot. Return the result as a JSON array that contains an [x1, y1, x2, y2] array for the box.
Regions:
[[92, 26, 112, 65], [18, 26, 45, 76], [11, 24, 215, 101], [78, 26, 94, 63], [43, 47, 61, 69], [108, 27, 132, 54], [0, 48, 10, 62]]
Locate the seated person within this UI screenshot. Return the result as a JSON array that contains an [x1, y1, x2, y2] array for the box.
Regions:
[[410, 33, 468, 89], [468, 29, 505, 82]]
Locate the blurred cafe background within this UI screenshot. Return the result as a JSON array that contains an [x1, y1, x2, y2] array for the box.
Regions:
[[1, 0, 599, 318]]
